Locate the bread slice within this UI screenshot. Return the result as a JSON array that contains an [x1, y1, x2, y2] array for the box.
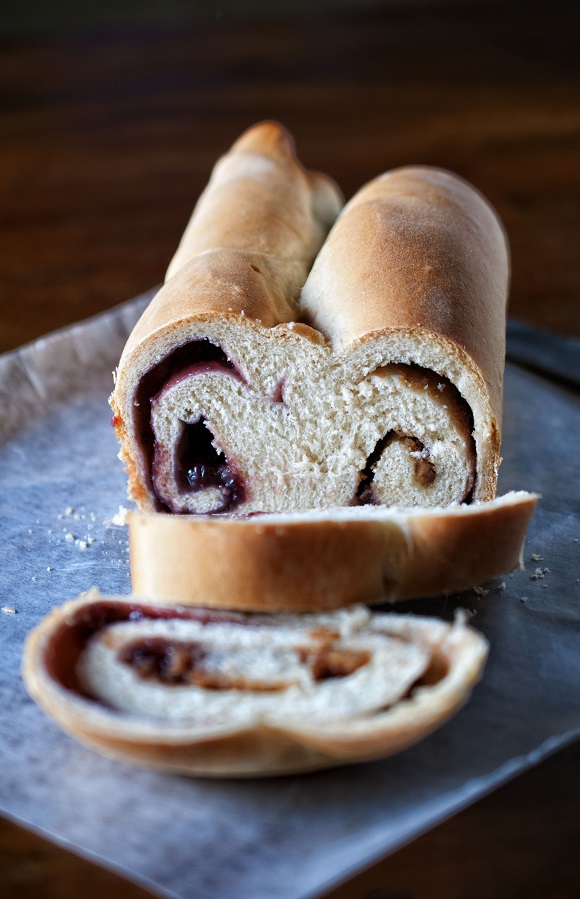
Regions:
[[22, 595, 488, 777], [111, 137, 508, 516], [128, 491, 537, 612]]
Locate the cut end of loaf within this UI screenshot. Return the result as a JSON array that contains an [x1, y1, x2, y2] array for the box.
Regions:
[[112, 127, 508, 521]]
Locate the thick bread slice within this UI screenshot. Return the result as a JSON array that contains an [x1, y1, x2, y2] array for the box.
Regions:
[[22, 596, 488, 777], [129, 491, 537, 612]]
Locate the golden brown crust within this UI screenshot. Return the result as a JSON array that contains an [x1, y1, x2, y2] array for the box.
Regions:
[[398, 494, 535, 599], [128, 492, 537, 612], [301, 167, 508, 407], [22, 595, 488, 777], [114, 121, 342, 364], [129, 513, 408, 613]]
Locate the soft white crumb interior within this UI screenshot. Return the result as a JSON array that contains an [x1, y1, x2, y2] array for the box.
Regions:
[[77, 608, 431, 726]]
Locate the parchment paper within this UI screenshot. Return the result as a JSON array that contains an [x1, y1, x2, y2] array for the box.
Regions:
[[1, 292, 579, 899]]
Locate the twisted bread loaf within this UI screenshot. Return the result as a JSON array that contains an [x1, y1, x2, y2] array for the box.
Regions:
[[111, 123, 508, 514], [23, 595, 487, 776]]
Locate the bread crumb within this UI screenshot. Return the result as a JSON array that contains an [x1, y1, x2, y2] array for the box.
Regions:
[[1, 607, 16, 614], [65, 506, 74, 516], [106, 506, 129, 527], [46, 566, 52, 572], [531, 553, 543, 562], [76, 540, 88, 551], [531, 567, 545, 580], [496, 582, 506, 591], [520, 597, 528, 603], [473, 585, 488, 597], [64, 533, 75, 543]]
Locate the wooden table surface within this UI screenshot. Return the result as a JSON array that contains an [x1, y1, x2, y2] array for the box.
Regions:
[[1, 2, 579, 896]]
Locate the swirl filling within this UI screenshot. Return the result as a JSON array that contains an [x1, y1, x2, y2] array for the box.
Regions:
[[130, 342, 476, 516], [70, 603, 440, 725], [133, 341, 247, 514], [355, 365, 475, 507]]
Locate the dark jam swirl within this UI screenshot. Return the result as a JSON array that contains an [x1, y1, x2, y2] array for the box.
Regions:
[[134, 341, 246, 513], [174, 417, 246, 512], [118, 636, 371, 689]]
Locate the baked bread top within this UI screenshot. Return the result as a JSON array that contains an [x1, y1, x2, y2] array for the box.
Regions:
[[115, 121, 343, 363]]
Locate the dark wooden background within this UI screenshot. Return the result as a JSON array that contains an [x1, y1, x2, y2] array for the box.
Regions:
[[1, 1, 580, 896]]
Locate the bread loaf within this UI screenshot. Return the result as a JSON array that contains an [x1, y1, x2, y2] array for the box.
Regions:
[[111, 125, 508, 516], [21, 128, 528, 780], [22, 594, 488, 776]]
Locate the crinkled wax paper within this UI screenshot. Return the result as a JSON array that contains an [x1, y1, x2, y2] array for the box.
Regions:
[[1, 292, 579, 899]]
